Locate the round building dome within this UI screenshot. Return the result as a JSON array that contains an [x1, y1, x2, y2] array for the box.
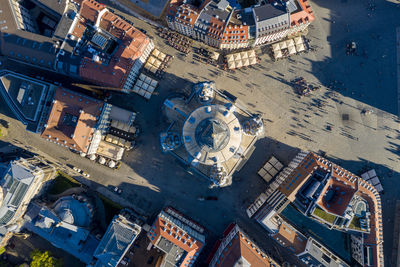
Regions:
[[182, 104, 242, 165]]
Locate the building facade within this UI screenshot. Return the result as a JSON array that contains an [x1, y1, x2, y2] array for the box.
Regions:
[[0, 156, 56, 246]]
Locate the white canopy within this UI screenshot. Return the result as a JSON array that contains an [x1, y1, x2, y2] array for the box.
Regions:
[[152, 49, 160, 57], [272, 43, 280, 51], [296, 43, 305, 52], [286, 39, 295, 47], [236, 60, 243, 68], [228, 61, 236, 69], [294, 36, 303, 45], [274, 50, 283, 59], [98, 157, 106, 164], [248, 50, 256, 58], [249, 57, 257, 65], [243, 58, 250, 66], [240, 52, 248, 59], [211, 51, 220, 60], [148, 56, 156, 65], [227, 54, 234, 62], [288, 45, 297, 55], [279, 41, 287, 49], [108, 160, 116, 168], [234, 53, 241, 61]]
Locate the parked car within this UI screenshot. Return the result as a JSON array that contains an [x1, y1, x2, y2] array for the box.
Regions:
[[72, 166, 81, 173], [113, 186, 122, 195], [82, 171, 90, 178]]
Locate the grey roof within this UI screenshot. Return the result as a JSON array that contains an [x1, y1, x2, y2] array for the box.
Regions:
[[30, 0, 67, 18], [0, 0, 74, 71], [252, 3, 290, 37], [195, 0, 231, 29], [0, 159, 37, 226], [298, 239, 349, 267], [253, 3, 287, 22], [94, 215, 140, 267]]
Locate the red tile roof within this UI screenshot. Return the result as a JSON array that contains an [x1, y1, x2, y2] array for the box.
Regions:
[[279, 152, 384, 267], [74, 0, 151, 89], [221, 24, 249, 44], [290, 0, 315, 27], [209, 224, 278, 267], [174, 4, 200, 26], [41, 87, 103, 153], [149, 207, 204, 267]]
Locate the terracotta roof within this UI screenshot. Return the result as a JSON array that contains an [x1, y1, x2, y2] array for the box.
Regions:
[[221, 24, 249, 44], [41, 87, 103, 153], [208, 17, 226, 38], [271, 219, 307, 255], [281, 152, 384, 267], [75, 0, 151, 89], [149, 207, 204, 267], [290, 0, 315, 27], [210, 224, 278, 267], [316, 178, 357, 216], [174, 4, 199, 26]]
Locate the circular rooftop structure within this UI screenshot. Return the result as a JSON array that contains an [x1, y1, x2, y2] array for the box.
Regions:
[[182, 104, 242, 165], [53, 196, 92, 227]]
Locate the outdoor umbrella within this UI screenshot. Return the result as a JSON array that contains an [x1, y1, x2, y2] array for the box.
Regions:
[[99, 157, 106, 165], [249, 57, 257, 65], [294, 36, 303, 45], [272, 43, 280, 51], [234, 53, 242, 61], [149, 56, 156, 65], [248, 50, 256, 58], [288, 45, 296, 55], [152, 49, 160, 57], [296, 43, 305, 52], [286, 39, 295, 47], [274, 50, 283, 59]]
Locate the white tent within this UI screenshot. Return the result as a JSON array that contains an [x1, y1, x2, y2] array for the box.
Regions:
[[152, 49, 160, 57], [243, 58, 250, 66], [294, 36, 303, 45], [89, 154, 96, 161], [240, 52, 248, 59], [228, 61, 236, 69], [248, 50, 256, 58], [150, 79, 158, 86], [286, 39, 295, 47], [249, 57, 257, 65], [158, 53, 166, 61], [98, 157, 106, 164], [139, 73, 146, 80], [272, 43, 280, 51], [149, 66, 157, 73], [148, 56, 156, 65], [145, 76, 152, 84], [142, 83, 149, 90], [274, 50, 283, 59], [296, 43, 305, 52], [288, 45, 296, 55], [211, 51, 220, 60], [154, 59, 162, 68], [236, 60, 243, 68], [227, 54, 235, 62], [108, 160, 116, 168], [279, 41, 287, 49], [234, 53, 241, 61], [136, 80, 143, 87]]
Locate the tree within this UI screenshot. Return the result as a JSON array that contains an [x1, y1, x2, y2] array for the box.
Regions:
[[29, 250, 62, 267]]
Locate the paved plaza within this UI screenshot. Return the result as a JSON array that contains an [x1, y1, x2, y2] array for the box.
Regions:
[[0, 0, 400, 265]]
